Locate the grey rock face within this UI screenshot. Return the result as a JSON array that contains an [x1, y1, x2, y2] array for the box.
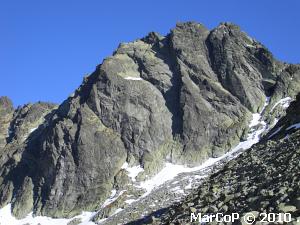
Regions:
[[35, 102, 128, 217], [0, 21, 299, 219], [170, 22, 252, 162], [8, 102, 57, 143], [0, 101, 57, 214], [0, 97, 14, 148], [11, 176, 34, 219], [266, 92, 300, 140], [206, 23, 280, 112], [156, 96, 300, 225], [33, 58, 174, 216]]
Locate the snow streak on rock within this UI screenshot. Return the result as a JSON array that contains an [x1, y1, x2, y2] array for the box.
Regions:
[[271, 97, 292, 112], [0, 204, 96, 225], [124, 77, 143, 80], [287, 122, 300, 130]]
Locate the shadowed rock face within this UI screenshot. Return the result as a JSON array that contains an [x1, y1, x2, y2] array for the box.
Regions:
[[0, 21, 300, 218], [0, 100, 57, 219]]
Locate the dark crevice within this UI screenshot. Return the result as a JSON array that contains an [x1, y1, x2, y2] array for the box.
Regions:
[[205, 34, 231, 93], [71, 110, 81, 167], [165, 36, 184, 137]]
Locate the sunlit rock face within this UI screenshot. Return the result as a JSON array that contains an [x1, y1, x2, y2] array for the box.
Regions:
[[158, 94, 300, 225], [0, 21, 300, 219]]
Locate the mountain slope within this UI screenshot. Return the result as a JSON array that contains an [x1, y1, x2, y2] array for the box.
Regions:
[[152, 94, 300, 225], [0, 21, 299, 221]]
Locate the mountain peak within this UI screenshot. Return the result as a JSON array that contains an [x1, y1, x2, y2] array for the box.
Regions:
[[0, 22, 300, 223]]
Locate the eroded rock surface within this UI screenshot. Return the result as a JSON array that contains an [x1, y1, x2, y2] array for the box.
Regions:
[[0, 21, 300, 219], [145, 95, 300, 225]]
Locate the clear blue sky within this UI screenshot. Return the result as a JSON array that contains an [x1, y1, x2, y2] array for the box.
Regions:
[[1, 0, 299, 107]]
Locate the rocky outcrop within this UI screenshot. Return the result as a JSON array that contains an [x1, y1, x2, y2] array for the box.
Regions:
[[0, 100, 57, 216], [0, 21, 299, 219], [266, 92, 300, 140], [0, 97, 14, 149], [153, 96, 300, 225]]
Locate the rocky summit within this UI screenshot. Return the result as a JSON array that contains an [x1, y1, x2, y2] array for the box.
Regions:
[[0, 21, 300, 224]]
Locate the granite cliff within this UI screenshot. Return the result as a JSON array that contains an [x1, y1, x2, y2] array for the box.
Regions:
[[0, 22, 299, 221]]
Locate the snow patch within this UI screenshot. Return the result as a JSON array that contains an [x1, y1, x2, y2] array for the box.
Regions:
[[112, 208, 123, 215], [121, 162, 144, 182], [249, 97, 270, 128], [272, 118, 279, 127], [171, 186, 184, 194], [124, 77, 143, 80], [184, 180, 193, 190], [286, 122, 300, 130], [101, 189, 126, 208], [124, 199, 137, 205], [138, 159, 218, 197], [29, 127, 38, 133], [245, 44, 255, 48], [69, 92, 75, 98], [0, 204, 97, 225], [231, 98, 270, 151], [249, 113, 261, 127], [271, 97, 292, 112]]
